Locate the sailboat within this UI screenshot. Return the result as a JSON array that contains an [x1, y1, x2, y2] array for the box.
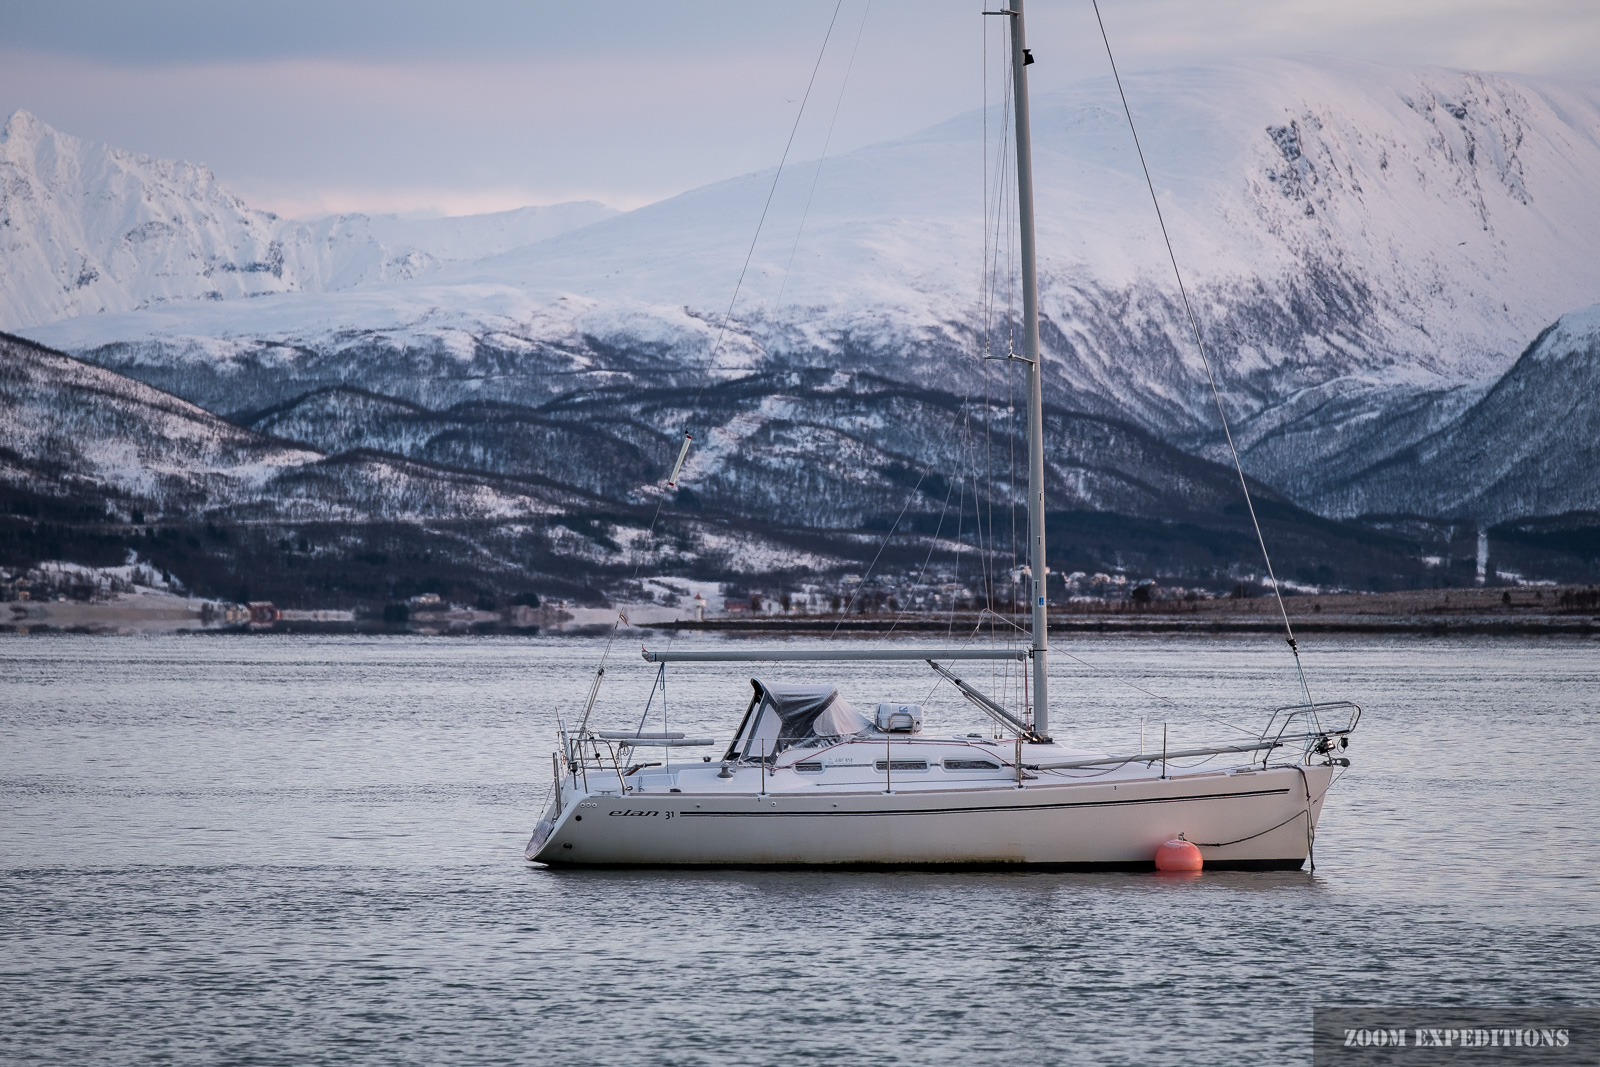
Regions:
[[525, 0, 1358, 870]]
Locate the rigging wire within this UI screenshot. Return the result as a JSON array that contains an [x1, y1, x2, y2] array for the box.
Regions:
[[949, 441, 968, 637], [1007, 356, 1018, 618], [986, 22, 1027, 704], [578, 2, 848, 718], [920, 42, 1030, 730], [828, 390, 984, 632], [774, 0, 873, 307], [969, 607, 1257, 739], [883, 474, 961, 638], [1089, 0, 1313, 707], [832, 20, 1013, 644], [697, 0, 847, 392], [980, 15, 1024, 692], [977, 17, 994, 675], [987, 42, 1023, 621]]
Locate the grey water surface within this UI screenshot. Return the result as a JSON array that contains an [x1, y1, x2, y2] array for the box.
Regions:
[[2, 632, 1597, 1065]]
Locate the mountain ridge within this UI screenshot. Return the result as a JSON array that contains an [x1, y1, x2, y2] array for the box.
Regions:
[[6, 57, 1600, 539], [0, 109, 615, 328], [8, 328, 1543, 607], [1302, 305, 1600, 523]]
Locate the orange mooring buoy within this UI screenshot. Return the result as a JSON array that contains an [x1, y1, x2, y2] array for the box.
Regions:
[[1154, 835, 1203, 872]]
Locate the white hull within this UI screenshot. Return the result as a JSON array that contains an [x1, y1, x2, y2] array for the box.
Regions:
[[528, 762, 1332, 870], [521, 3, 1360, 875]]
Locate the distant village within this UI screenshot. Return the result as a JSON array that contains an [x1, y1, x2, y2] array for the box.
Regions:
[[6, 555, 1595, 637], [700, 570, 1217, 618], [1, 554, 1232, 635]]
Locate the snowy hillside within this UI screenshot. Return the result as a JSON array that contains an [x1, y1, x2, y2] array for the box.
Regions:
[[0, 328, 319, 514], [9, 58, 1600, 532], [1302, 305, 1600, 523], [241, 370, 1291, 531], [26, 61, 1600, 418], [0, 330, 583, 525], [5, 329, 1494, 603], [425, 58, 1600, 416], [0, 110, 613, 328], [0, 332, 930, 601]]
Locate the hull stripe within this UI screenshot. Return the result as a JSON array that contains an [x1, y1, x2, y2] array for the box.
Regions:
[[667, 786, 1292, 819]]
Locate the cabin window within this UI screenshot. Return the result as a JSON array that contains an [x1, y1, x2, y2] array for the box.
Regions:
[[944, 758, 1000, 771], [793, 761, 824, 773], [874, 759, 929, 772]]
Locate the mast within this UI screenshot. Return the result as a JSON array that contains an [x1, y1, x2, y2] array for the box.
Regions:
[[1006, 0, 1050, 740]]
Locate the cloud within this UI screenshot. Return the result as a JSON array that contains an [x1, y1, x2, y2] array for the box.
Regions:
[[1100, 0, 1600, 77], [234, 186, 620, 220], [1, 0, 1594, 218]]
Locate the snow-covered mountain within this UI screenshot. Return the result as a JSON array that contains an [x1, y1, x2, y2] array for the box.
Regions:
[[240, 370, 1291, 531], [0, 329, 578, 524], [0, 110, 614, 327], [1299, 304, 1600, 523], [9, 57, 1600, 532], [26, 61, 1600, 398], [419, 58, 1600, 420], [0, 330, 875, 602], [0, 328, 317, 514], [5, 329, 1496, 604]]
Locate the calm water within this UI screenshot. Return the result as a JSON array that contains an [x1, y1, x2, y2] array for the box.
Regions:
[[2, 632, 1597, 1065]]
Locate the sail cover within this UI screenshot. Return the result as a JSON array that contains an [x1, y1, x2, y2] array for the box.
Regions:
[[725, 679, 870, 760]]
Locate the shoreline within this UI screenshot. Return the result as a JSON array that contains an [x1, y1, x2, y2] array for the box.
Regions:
[[650, 586, 1600, 636], [5, 585, 1596, 637]]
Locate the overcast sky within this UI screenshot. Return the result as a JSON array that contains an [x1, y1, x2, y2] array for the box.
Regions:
[[2, 0, 1595, 218]]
